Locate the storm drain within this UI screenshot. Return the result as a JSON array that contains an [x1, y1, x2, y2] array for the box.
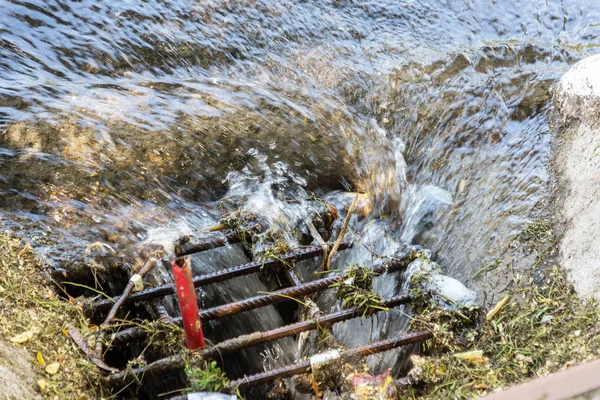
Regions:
[[70, 219, 432, 398]]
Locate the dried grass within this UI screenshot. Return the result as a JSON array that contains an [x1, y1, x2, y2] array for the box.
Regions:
[[0, 234, 103, 398]]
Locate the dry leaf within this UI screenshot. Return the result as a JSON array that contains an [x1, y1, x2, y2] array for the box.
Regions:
[[10, 330, 34, 344], [45, 362, 60, 375], [454, 350, 484, 360], [454, 350, 488, 365], [37, 378, 47, 392], [36, 352, 45, 367], [486, 295, 510, 321]]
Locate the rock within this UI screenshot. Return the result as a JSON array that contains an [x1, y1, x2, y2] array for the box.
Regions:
[[553, 54, 600, 123], [552, 54, 600, 301], [0, 341, 42, 399], [407, 258, 478, 308]]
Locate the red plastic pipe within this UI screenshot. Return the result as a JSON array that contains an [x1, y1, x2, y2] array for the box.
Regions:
[[171, 257, 205, 349]]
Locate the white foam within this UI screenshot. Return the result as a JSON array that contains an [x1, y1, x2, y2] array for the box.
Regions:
[[426, 274, 478, 308]]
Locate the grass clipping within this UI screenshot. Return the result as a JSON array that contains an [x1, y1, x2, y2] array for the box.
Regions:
[[0, 234, 101, 398], [408, 266, 600, 399], [330, 265, 388, 318]]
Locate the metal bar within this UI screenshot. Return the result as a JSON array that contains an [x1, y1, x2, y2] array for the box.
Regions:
[[175, 232, 241, 257], [174, 224, 261, 257], [110, 256, 415, 346], [284, 268, 303, 287], [199, 257, 410, 321], [86, 243, 352, 315], [171, 257, 205, 349], [103, 297, 413, 385], [230, 330, 433, 389], [103, 355, 186, 386], [197, 295, 410, 360], [347, 330, 432, 357], [235, 359, 311, 389], [153, 301, 172, 321], [110, 274, 340, 346]]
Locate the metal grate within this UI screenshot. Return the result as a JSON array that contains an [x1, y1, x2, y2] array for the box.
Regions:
[[69, 221, 431, 397]]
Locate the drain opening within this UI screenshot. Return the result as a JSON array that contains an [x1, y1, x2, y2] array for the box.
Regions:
[[56, 206, 434, 399]]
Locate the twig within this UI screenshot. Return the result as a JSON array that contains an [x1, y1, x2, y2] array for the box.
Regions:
[[67, 326, 119, 373], [325, 193, 359, 271], [200, 223, 228, 233], [306, 220, 329, 272], [94, 257, 159, 357]]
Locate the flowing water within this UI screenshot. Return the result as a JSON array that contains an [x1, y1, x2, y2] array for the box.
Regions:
[[1, 0, 600, 394]]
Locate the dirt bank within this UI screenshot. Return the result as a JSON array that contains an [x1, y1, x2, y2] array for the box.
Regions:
[[0, 234, 100, 399]]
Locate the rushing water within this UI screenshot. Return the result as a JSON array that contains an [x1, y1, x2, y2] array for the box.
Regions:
[[2, 0, 599, 280], [1, 0, 600, 392]]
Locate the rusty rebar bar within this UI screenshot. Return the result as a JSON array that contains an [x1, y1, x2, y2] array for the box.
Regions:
[[284, 267, 304, 287], [110, 274, 341, 346], [197, 294, 410, 360], [153, 301, 172, 322], [174, 224, 261, 257], [103, 355, 186, 386], [229, 330, 433, 389], [103, 295, 413, 385], [86, 243, 352, 316], [110, 256, 415, 346], [201, 257, 410, 321]]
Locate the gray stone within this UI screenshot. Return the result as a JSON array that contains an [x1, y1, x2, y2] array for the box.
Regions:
[[0, 341, 41, 400], [553, 54, 600, 301], [554, 54, 600, 123]]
